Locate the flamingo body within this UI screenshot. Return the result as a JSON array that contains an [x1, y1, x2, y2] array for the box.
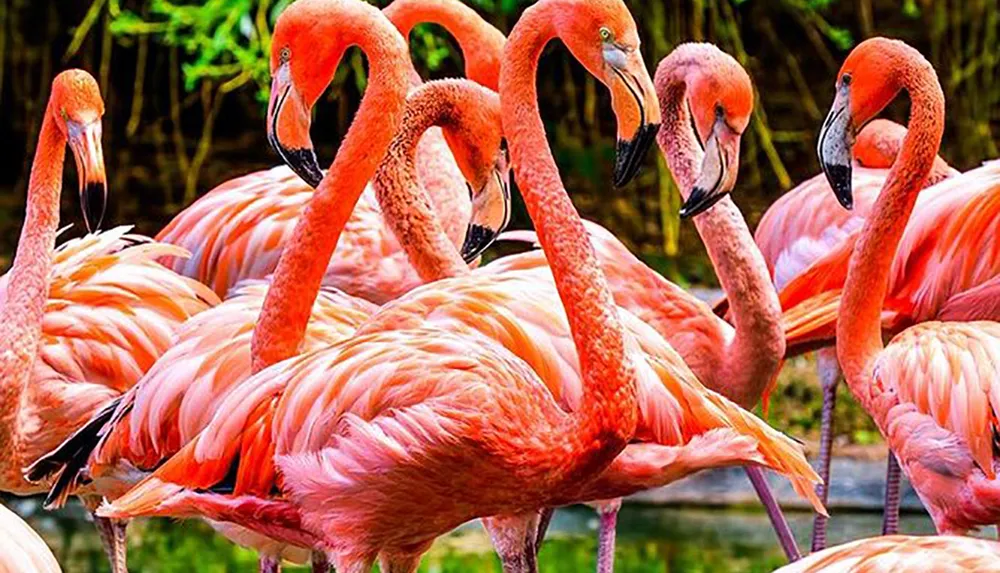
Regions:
[[774, 535, 1000, 573], [0, 503, 60, 573]]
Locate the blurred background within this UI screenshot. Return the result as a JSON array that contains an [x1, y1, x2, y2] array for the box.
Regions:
[[1, 0, 998, 570]]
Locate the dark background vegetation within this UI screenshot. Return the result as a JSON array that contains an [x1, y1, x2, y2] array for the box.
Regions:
[[1, 0, 998, 283]]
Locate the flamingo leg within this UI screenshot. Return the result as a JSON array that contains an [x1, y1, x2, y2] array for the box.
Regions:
[[93, 514, 128, 573], [534, 507, 554, 555], [745, 466, 801, 562], [483, 513, 540, 573], [812, 349, 841, 551], [311, 551, 331, 572], [882, 452, 902, 535], [259, 555, 281, 573], [595, 499, 621, 573]]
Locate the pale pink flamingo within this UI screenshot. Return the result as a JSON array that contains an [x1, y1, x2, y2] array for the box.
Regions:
[[813, 36, 1000, 538], [94, 3, 819, 573], [745, 119, 959, 550], [0, 70, 218, 572], [155, 0, 506, 303], [30, 9, 511, 572], [0, 503, 61, 573], [773, 535, 1000, 573]]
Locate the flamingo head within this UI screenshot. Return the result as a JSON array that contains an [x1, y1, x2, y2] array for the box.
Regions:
[[818, 37, 929, 210], [51, 69, 107, 233], [436, 85, 511, 263], [673, 46, 753, 219], [546, 0, 661, 187], [266, 0, 350, 189]]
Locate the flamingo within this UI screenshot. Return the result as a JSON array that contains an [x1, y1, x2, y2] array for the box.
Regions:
[[811, 36, 1000, 538], [155, 0, 506, 302], [93, 2, 820, 573], [0, 503, 61, 573], [745, 119, 959, 550], [0, 70, 217, 572], [773, 535, 1000, 573], [29, 11, 511, 573], [492, 42, 807, 563]]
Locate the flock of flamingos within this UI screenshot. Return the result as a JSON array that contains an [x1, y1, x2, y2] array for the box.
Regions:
[[3, 0, 1000, 570]]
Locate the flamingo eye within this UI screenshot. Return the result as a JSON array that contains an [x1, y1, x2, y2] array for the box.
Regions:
[[715, 103, 725, 118], [841, 74, 852, 87], [599, 27, 613, 42], [279, 47, 291, 64]]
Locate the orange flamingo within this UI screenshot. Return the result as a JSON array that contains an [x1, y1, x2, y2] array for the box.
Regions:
[[155, 0, 506, 302], [0, 70, 217, 572], [93, 3, 820, 573], [493, 42, 806, 563], [30, 12, 510, 573], [0, 503, 61, 573], [773, 535, 1000, 573], [747, 119, 959, 550], [814, 36, 1000, 538]]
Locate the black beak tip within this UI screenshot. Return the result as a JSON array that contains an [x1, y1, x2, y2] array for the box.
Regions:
[[614, 123, 661, 188], [679, 187, 728, 220], [822, 162, 855, 211], [460, 224, 499, 264], [268, 133, 325, 189], [81, 181, 107, 233]]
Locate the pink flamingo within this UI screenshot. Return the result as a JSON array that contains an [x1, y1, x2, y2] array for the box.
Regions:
[[155, 0, 506, 302], [0, 503, 61, 573], [0, 70, 218, 572], [814, 36, 1000, 538], [746, 119, 959, 550], [30, 8, 511, 572], [93, 3, 819, 573], [773, 535, 1000, 573]]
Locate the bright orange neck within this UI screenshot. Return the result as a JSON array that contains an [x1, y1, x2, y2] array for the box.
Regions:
[[500, 0, 637, 485], [384, 0, 504, 90], [251, 6, 410, 373], [372, 81, 475, 283], [0, 109, 65, 451], [837, 54, 945, 415]]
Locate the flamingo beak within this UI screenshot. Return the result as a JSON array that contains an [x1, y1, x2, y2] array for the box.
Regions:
[[66, 119, 107, 233], [680, 119, 741, 219], [267, 62, 324, 188], [461, 149, 512, 264], [606, 46, 661, 188], [818, 84, 855, 210]]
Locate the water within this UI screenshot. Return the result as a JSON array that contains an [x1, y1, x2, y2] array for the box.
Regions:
[[9, 498, 949, 573]]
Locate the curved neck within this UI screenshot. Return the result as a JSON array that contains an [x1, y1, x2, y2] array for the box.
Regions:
[[499, 3, 637, 484], [251, 11, 410, 372], [384, 0, 503, 90], [373, 84, 473, 283], [0, 111, 65, 451], [837, 62, 945, 412], [656, 49, 783, 408]]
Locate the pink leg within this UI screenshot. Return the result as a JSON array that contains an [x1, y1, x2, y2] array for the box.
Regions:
[[746, 467, 801, 562], [812, 349, 841, 551], [311, 551, 331, 572], [535, 507, 554, 555], [595, 499, 621, 573], [882, 452, 902, 535], [483, 513, 540, 573], [93, 514, 128, 573], [259, 555, 281, 573]]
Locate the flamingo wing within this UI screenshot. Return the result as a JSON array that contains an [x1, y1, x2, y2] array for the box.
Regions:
[[878, 322, 1000, 479]]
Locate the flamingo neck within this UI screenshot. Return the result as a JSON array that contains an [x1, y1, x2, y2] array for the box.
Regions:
[[384, 0, 503, 90], [837, 60, 945, 415], [655, 48, 783, 408], [373, 83, 473, 283], [0, 111, 65, 452], [499, 3, 637, 486], [251, 11, 410, 373]]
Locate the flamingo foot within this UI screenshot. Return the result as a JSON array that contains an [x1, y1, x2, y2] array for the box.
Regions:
[[745, 466, 801, 562], [259, 555, 281, 573], [812, 350, 841, 552], [311, 551, 331, 572], [535, 507, 554, 556], [93, 513, 128, 573], [595, 499, 621, 573], [882, 452, 902, 535]]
